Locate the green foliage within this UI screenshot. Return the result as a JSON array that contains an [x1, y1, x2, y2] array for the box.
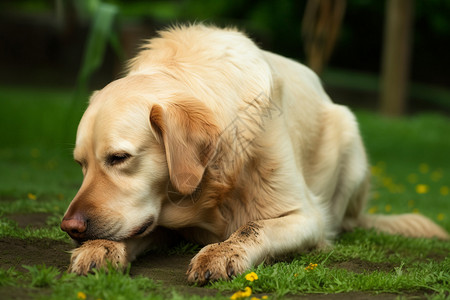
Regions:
[[0, 217, 68, 241], [211, 243, 450, 297], [76, 1, 121, 93], [23, 264, 60, 288], [49, 267, 162, 300], [0, 268, 20, 287]]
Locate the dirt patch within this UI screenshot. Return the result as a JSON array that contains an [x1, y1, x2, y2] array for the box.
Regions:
[[425, 251, 448, 262], [0, 237, 71, 272], [131, 251, 222, 297], [7, 212, 54, 229], [331, 258, 397, 274]]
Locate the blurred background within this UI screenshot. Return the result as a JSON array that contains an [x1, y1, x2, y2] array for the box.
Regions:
[[1, 0, 449, 115]]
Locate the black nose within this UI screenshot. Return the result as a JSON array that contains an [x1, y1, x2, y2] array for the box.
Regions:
[[60, 212, 87, 241]]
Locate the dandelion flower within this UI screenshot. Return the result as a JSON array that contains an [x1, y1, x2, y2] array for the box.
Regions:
[[419, 163, 429, 174], [437, 213, 445, 221], [407, 173, 418, 184], [368, 206, 377, 214], [30, 148, 40, 158], [382, 177, 393, 188], [385, 204, 392, 213], [77, 292, 87, 300], [305, 263, 318, 271], [262, 296, 269, 300], [371, 165, 382, 176], [27, 193, 37, 200], [431, 170, 443, 182], [245, 272, 258, 282], [230, 287, 252, 299], [440, 186, 449, 196], [415, 184, 428, 194]]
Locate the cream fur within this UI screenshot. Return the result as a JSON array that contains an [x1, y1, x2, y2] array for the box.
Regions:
[[62, 25, 449, 283]]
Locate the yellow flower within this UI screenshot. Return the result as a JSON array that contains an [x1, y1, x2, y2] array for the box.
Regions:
[[230, 287, 252, 299], [30, 148, 40, 158], [382, 177, 393, 188], [384, 204, 392, 213], [368, 206, 377, 214], [245, 272, 258, 282], [431, 170, 443, 182], [440, 186, 449, 196], [419, 163, 429, 174], [437, 213, 445, 221], [371, 165, 382, 176], [415, 184, 428, 194], [77, 292, 87, 300], [250, 298, 260, 300], [412, 208, 420, 214], [27, 193, 37, 200], [262, 296, 268, 300], [407, 173, 418, 184], [305, 263, 318, 271]]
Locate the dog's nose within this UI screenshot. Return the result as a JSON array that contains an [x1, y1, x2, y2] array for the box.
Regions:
[[60, 213, 87, 240]]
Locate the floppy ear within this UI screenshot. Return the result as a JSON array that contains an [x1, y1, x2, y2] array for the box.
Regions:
[[150, 100, 219, 195]]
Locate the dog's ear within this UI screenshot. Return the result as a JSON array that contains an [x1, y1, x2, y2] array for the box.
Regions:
[[150, 100, 219, 194]]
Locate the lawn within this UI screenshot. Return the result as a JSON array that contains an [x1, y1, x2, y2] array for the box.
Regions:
[[0, 85, 449, 300]]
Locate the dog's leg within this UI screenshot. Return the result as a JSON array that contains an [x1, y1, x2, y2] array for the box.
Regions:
[[186, 211, 329, 285], [68, 227, 175, 275]]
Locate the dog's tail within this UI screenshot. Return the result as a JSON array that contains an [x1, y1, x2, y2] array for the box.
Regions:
[[355, 213, 449, 240]]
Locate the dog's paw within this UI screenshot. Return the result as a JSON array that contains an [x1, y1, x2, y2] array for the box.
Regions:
[[68, 239, 127, 275], [186, 242, 249, 285]]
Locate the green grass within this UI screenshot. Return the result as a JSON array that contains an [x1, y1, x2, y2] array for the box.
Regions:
[[1, 266, 216, 300], [0, 86, 449, 299]]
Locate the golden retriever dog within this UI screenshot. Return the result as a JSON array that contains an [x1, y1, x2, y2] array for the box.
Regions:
[[61, 24, 449, 284]]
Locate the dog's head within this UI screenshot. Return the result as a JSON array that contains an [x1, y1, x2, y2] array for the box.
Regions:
[[60, 75, 219, 243]]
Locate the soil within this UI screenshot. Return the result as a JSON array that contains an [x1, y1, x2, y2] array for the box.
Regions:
[[7, 212, 54, 229], [330, 258, 397, 274], [0, 213, 439, 299]]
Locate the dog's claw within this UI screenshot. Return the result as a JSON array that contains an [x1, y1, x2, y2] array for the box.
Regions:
[[89, 261, 97, 272], [226, 262, 235, 278], [204, 270, 211, 280]]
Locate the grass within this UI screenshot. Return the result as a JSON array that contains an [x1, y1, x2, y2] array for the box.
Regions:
[[0, 85, 449, 300]]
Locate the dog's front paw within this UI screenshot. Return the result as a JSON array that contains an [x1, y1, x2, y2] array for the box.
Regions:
[[68, 239, 127, 275], [187, 242, 249, 285]]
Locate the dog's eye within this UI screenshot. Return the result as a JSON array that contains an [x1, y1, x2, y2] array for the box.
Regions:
[[106, 153, 131, 166]]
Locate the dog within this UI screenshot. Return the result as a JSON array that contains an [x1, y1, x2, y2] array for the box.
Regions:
[[61, 25, 449, 284]]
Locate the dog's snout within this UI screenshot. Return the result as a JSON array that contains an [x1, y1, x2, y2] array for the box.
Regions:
[[60, 213, 88, 240]]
